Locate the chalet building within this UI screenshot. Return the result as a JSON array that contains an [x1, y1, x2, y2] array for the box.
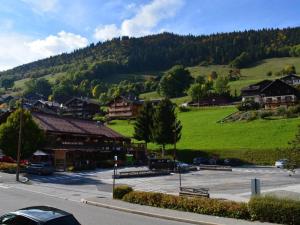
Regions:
[[32, 100, 62, 115], [280, 74, 300, 86], [0, 94, 14, 104], [63, 97, 101, 119], [241, 79, 299, 109], [31, 112, 130, 171], [107, 96, 143, 119]]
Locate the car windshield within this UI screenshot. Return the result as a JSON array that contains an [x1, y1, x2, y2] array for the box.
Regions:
[[45, 215, 81, 225]]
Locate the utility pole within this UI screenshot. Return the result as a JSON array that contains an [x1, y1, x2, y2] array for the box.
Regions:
[[16, 98, 23, 182]]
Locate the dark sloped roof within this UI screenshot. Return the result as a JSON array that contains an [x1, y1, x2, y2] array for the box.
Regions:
[[280, 74, 300, 80], [65, 97, 100, 106], [241, 80, 273, 95], [32, 112, 128, 140]]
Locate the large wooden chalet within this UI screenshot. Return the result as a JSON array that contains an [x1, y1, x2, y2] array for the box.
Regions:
[[32, 112, 130, 171], [63, 97, 101, 119], [107, 96, 144, 119], [241, 79, 299, 109]]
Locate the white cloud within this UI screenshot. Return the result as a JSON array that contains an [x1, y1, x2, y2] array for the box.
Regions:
[[27, 31, 88, 56], [21, 0, 60, 13], [0, 31, 88, 71], [93, 0, 184, 41], [94, 24, 122, 42]]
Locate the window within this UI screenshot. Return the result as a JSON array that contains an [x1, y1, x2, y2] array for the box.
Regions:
[[266, 98, 272, 103], [45, 215, 81, 225], [285, 96, 292, 102], [0, 214, 38, 225]]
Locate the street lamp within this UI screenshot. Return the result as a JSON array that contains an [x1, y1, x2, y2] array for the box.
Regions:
[[112, 155, 118, 198], [16, 98, 23, 182], [173, 121, 181, 188]]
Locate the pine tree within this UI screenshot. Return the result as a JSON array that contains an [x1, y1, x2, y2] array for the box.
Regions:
[[152, 98, 182, 157], [133, 101, 154, 148]]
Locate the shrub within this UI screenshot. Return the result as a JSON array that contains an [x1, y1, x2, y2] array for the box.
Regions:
[[259, 110, 273, 119], [248, 196, 300, 225], [123, 191, 250, 220], [113, 185, 133, 199], [0, 162, 17, 173], [276, 106, 287, 116], [178, 106, 190, 112]]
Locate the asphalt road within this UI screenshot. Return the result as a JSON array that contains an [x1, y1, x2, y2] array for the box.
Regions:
[[0, 185, 191, 225]]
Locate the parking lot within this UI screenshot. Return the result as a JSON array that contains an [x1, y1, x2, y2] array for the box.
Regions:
[[24, 166, 300, 202]]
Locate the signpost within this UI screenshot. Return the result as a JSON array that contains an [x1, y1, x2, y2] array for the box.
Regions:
[[112, 155, 118, 198], [251, 178, 261, 196]]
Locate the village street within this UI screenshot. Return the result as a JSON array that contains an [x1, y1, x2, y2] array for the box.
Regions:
[[1, 166, 300, 203]]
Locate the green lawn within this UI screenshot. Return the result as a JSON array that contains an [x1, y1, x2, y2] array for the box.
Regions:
[[187, 57, 300, 94], [108, 106, 300, 164]]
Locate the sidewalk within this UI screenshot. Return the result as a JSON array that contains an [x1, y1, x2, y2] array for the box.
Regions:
[[82, 196, 279, 225]]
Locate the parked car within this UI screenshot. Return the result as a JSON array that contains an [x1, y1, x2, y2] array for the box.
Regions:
[[275, 159, 288, 168], [193, 157, 209, 165], [175, 161, 197, 172], [0, 206, 81, 225], [26, 163, 54, 175], [0, 156, 16, 163]]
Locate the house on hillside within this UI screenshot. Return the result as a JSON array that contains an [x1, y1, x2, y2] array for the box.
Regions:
[[32, 100, 63, 115], [63, 97, 101, 119], [241, 79, 299, 109], [107, 96, 160, 119], [107, 96, 143, 119], [280, 74, 300, 86], [0, 94, 14, 104]]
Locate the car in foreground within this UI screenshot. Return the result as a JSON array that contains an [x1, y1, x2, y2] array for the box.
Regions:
[[26, 163, 54, 175], [275, 159, 288, 168], [0, 206, 81, 225]]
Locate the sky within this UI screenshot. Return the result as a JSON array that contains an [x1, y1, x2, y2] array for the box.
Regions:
[[0, 0, 300, 71]]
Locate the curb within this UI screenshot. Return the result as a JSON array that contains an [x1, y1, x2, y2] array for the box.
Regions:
[[81, 199, 222, 225]]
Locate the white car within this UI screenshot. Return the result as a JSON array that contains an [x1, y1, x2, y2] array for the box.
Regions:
[[275, 159, 288, 168]]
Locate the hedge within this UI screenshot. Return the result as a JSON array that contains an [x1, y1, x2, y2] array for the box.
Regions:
[[248, 196, 300, 225], [122, 191, 250, 220], [113, 185, 133, 199]]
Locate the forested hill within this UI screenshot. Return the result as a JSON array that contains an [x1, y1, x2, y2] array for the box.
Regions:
[[1, 27, 300, 82]]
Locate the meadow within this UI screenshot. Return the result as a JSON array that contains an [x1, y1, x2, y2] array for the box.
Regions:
[[108, 106, 300, 164]]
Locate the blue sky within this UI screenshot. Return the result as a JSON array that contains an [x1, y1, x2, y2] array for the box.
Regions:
[[0, 0, 299, 71]]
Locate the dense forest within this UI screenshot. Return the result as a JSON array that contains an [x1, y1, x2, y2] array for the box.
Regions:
[[1, 27, 300, 84]]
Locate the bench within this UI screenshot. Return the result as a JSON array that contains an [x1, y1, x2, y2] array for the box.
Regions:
[[179, 186, 210, 198], [113, 170, 170, 178]]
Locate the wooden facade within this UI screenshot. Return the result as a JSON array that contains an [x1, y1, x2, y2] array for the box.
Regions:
[[63, 97, 101, 119], [241, 79, 299, 109], [107, 96, 143, 119], [32, 112, 130, 171]]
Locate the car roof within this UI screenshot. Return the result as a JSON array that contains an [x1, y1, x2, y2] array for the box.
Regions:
[[13, 206, 71, 222]]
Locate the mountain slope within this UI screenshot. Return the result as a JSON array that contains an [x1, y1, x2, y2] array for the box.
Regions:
[[1, 27, 300, 84]]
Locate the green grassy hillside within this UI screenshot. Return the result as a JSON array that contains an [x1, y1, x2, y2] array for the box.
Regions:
[[187, 57, 300, 94], [108, 106, 300, 164], [12, 57, 300, 97]]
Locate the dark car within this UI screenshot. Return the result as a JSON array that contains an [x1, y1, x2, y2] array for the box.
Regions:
[[0, 206, 81, 225], [26, 163, 54, 175], [193, 157, 209, 165]]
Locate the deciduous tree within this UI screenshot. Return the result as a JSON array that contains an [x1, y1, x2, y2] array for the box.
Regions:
[[0, 109, 44, 159]]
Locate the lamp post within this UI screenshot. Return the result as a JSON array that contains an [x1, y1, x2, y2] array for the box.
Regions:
[[112, 155, 118, 198], [173, 121, 181, 188], [16, 98, 23, 182]]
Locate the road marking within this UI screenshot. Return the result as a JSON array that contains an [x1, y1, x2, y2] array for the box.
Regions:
[[0, 184, 10, 189]]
